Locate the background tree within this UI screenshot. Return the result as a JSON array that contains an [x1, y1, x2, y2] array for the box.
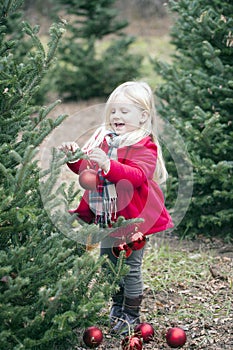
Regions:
[[52, 0, 142, 100], [133, 0, 167, 18], [154, 0, 233, 240], [0, 1, 127, 349]]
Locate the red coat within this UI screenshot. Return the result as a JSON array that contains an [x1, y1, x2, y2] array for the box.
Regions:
[[67, 136, 173, 236]]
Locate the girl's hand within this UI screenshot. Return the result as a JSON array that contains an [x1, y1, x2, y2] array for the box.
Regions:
[[59, 142, 79, 155], [88, 148, 110, 172]]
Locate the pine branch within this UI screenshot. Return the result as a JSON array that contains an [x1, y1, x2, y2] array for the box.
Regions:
[[1, 0, 24, 17], [22, 22, 45, 59], [46, 21, 66, 65]]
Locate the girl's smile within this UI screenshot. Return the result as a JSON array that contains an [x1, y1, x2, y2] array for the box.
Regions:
[[113, 122, 125, 130]]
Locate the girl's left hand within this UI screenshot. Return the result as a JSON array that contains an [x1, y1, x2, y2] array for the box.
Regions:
[[88, 148, 110, 172]]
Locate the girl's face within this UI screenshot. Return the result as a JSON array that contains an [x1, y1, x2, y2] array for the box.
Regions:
[[109, 94, 147, 135]]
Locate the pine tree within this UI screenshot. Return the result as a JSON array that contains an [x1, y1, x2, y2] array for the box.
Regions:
[[153, 0, 233, 240], [52, 0, 142, 100], [0, 1, 128, 348], [1, 0, 52, 105]]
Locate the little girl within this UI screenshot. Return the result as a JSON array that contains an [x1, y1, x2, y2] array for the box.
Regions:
[[60, 81, 173, 334]]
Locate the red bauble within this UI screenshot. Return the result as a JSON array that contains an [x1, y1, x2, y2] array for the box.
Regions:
[[121, 335, 143, 350], [79, 169, 99, 191], [112, 241, 132, 258], [83, 326, 103, 348], [127, 231, 146, 251], [134, 322, 154, 343], [166, 327, 187, 348]]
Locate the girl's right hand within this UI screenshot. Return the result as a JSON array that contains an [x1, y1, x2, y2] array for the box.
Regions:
[[59, 142, 79, 155]]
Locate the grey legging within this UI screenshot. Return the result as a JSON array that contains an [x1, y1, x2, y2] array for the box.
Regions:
[[100, 235, 146, 298]]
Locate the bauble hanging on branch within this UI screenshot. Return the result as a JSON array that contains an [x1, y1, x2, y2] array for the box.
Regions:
[[82, 326, 103, 348], [79, 169, 99, 191]]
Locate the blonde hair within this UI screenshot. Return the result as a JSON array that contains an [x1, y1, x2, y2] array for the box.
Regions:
[[82, 81, 168, 184]]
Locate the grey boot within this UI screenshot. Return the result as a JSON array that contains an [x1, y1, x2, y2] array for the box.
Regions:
[[109, 286, 124, 326], [110, 295, 143, 335]]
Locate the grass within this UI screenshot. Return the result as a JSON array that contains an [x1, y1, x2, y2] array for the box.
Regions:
[[143, 243, 211, 291], [142, 241, 233, 323]]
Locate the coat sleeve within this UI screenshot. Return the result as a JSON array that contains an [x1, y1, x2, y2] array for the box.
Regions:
[[67, 158, 89, 174], [102, 142, 157, 188]]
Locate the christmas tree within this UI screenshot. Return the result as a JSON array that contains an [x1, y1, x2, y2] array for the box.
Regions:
[[154, 0, 233, 240], [52, 0, 142, 100], [0, 1, 128, 349]]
